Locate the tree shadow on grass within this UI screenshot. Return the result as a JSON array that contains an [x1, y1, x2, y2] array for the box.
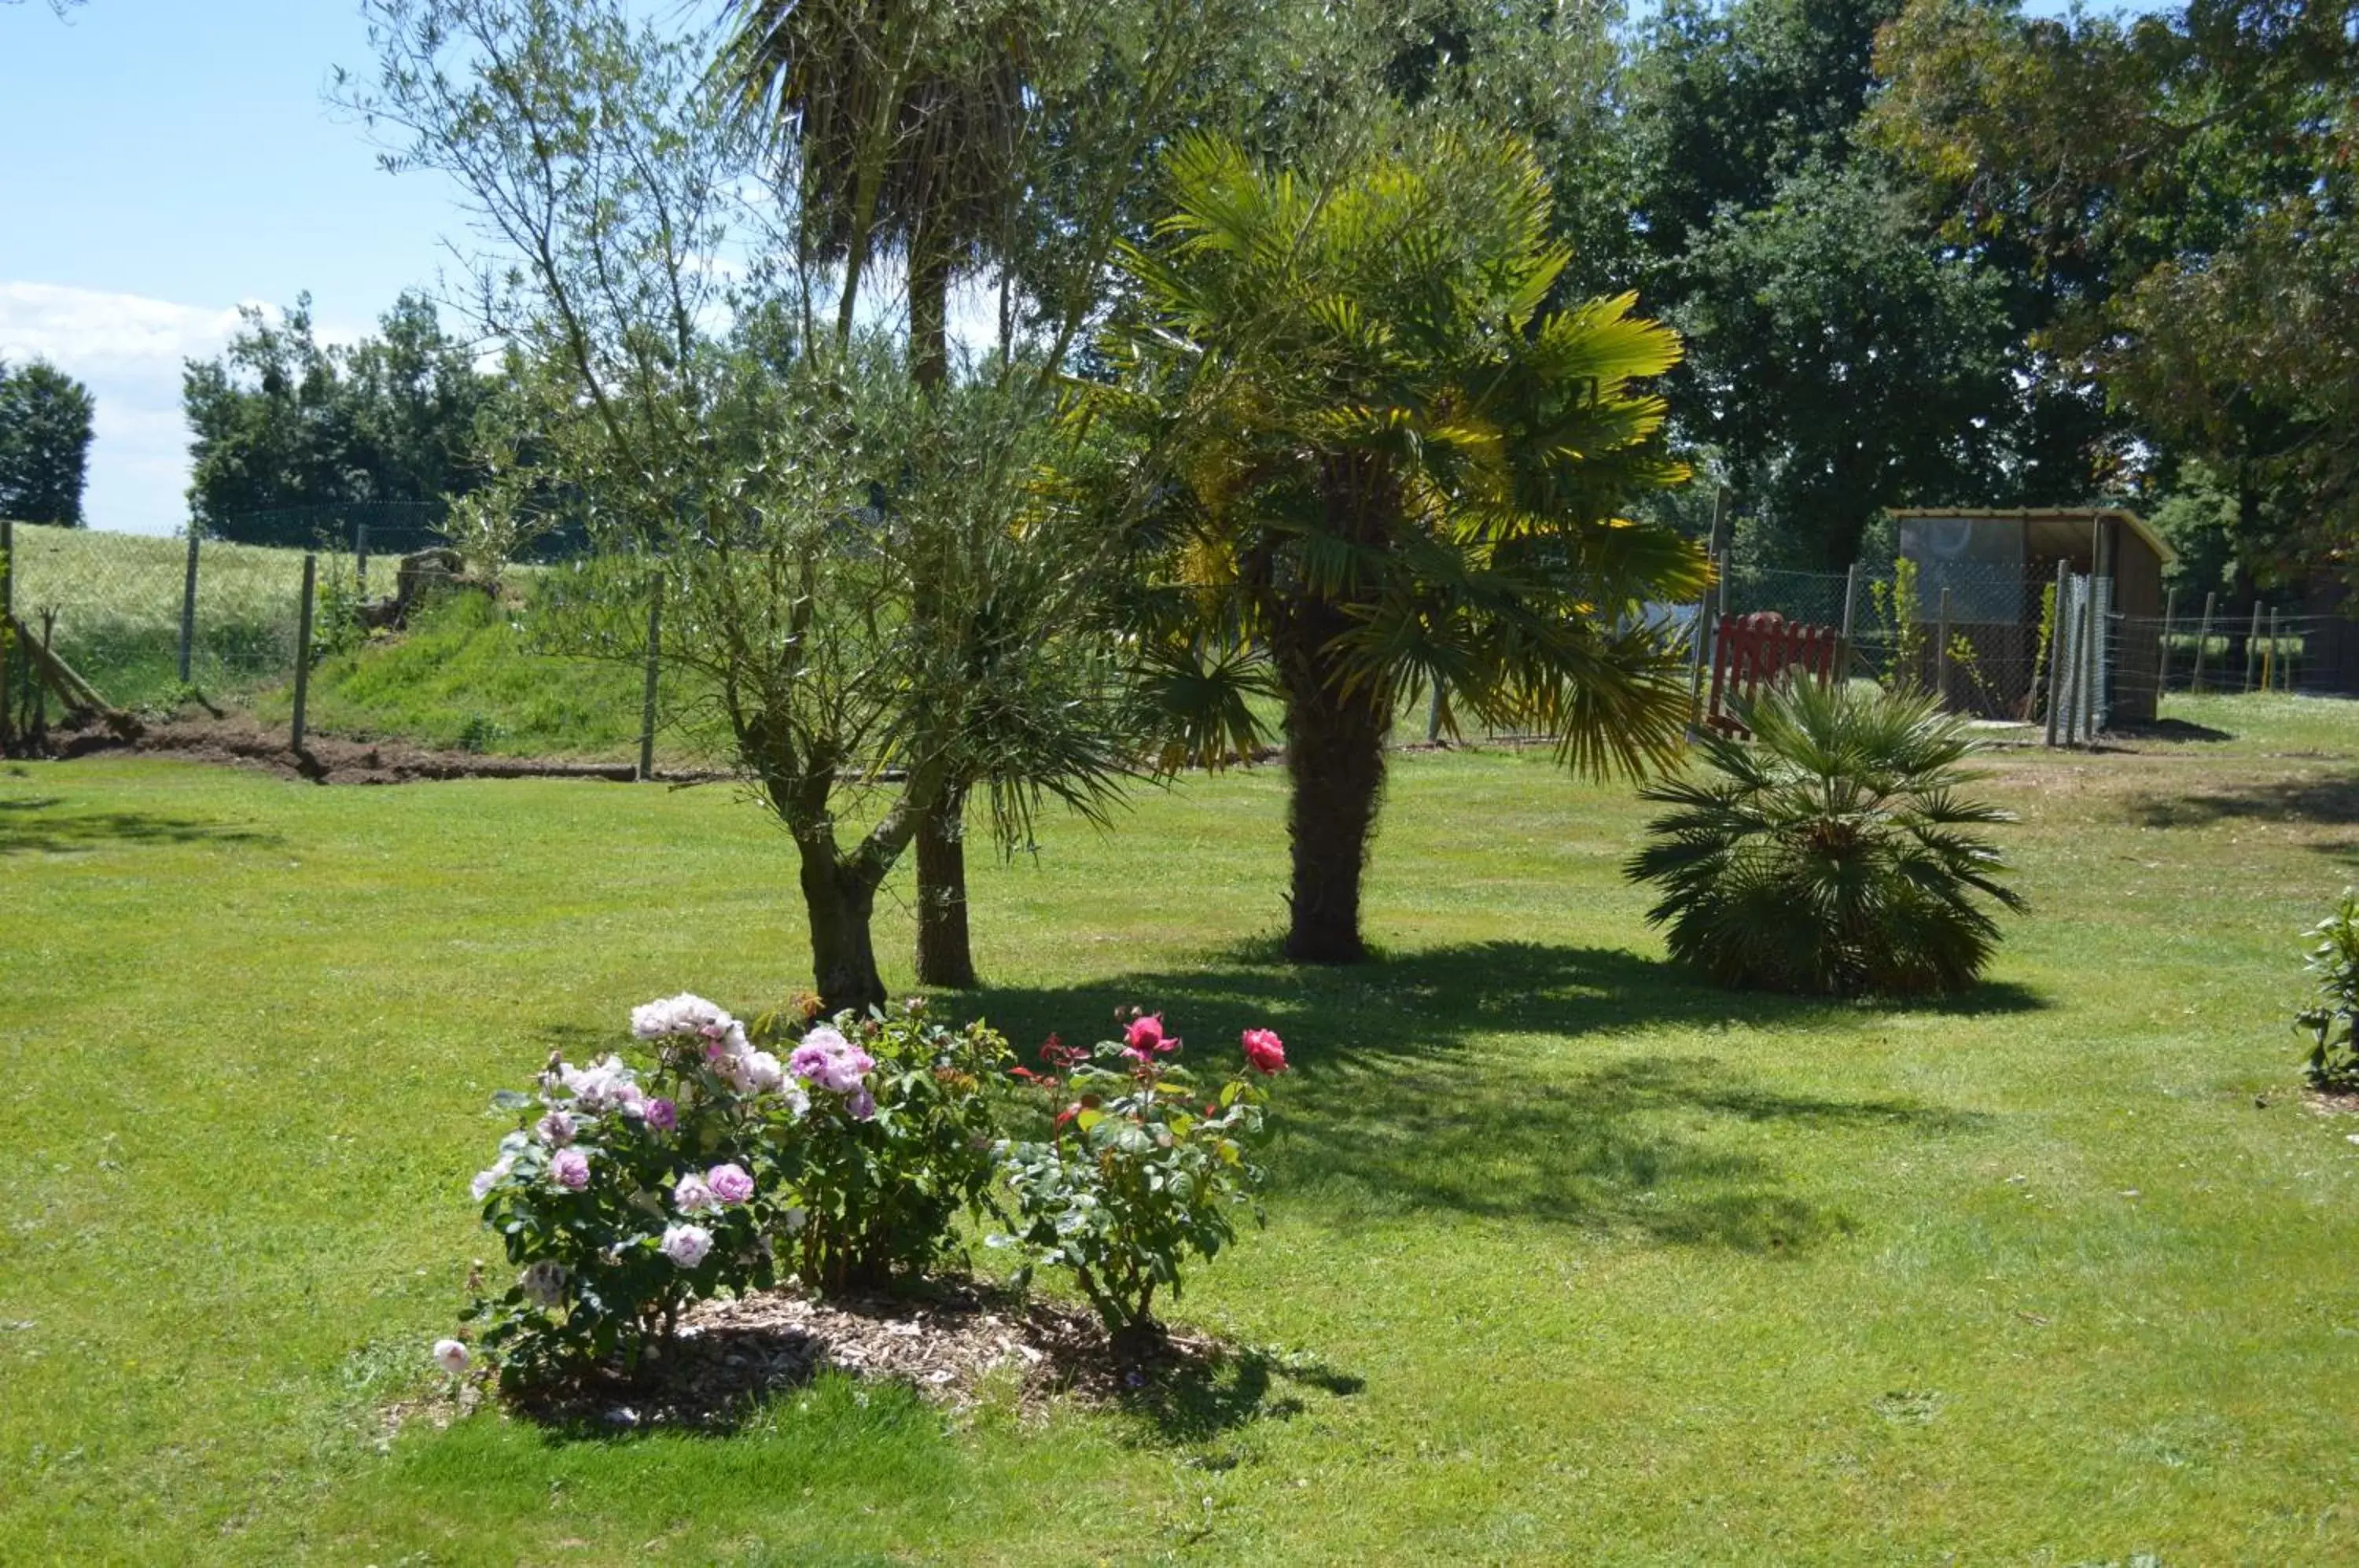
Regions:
[[970, 940, 2011, 1251], [2125, 773, 2359, 836], [0, 795, 278, 856]]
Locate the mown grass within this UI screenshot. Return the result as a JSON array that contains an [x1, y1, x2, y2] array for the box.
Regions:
[[2, 691, 2358, 1563]]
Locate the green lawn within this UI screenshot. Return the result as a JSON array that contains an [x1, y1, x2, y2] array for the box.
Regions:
[[3, 692, 2357, 1563]]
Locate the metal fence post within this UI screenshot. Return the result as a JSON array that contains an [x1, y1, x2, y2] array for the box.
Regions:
[[637, 580, 662, 782], [2156, 586, 2176, 695], [2077, 572, 2100, 745], [2192, 591, 2217, 692], [2044, 560, 2069, 747], [1936, 587, 1953, 711], [292, 553, 318, 751], [2243, 602, 2264, 692], [1839, 561, 1860, 680], [178, 531, 201, 685]]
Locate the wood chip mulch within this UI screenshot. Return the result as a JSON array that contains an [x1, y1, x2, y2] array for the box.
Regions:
[[401, 1282, 1233, 1436]]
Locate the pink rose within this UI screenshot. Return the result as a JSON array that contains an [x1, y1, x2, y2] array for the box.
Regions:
[[706, 1163, 756, 1205], [1124, 1014, 1179, 1060], [550, 1148, 591, 1189], [1241, 1027, 1287, 1075]]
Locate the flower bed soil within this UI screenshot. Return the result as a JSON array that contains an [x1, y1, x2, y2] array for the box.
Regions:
[[398, 1282, 1231, 1436]]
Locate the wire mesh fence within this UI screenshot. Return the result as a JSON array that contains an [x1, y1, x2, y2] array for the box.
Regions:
[[0, 518, 659, 767]]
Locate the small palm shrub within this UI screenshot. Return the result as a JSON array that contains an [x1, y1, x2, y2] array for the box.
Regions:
[[2296, 889, 2359, 1090], [1625, 679, 2025, 996]]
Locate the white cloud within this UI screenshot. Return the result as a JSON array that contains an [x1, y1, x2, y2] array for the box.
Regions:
[[0, 282, 255, 536]]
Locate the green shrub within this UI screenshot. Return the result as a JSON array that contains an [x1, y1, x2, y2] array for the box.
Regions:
[[756, 999, 1014, 1294], [993, 1012, 1285, 1351], [2297, 889, 2359, 1090], [1625, 679, 2026, 996]]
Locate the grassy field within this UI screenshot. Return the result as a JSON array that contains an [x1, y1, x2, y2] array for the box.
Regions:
[[3, 692, 2358, 1563]]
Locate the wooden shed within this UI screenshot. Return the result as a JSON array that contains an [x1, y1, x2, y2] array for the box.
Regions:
[[1888, 508, 2176, 724]]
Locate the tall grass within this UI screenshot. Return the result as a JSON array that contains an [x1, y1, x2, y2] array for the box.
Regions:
[[3, 522, 312, 708]]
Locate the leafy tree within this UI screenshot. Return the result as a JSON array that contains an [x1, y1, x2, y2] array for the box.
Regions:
[[1670, 160, 2016, 566], [1094, 132, 1707, 963], [354, 0, 1134, 1011], [1869, 0, 2359, 583], [723, 0, 1275, 988], [0, 359, 96, 527], [182, 292, 496, 543]]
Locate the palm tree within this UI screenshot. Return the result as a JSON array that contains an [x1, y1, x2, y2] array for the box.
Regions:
[[1091, 131, 1709, 963], [724, 0, 1037, 987], [1624, 679, 2026, 996]]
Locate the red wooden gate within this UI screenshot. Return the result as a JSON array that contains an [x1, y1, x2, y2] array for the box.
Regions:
[[1706, 612, 1840, 736]]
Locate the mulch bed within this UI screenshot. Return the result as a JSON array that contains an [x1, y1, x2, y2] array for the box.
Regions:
[[396, 1282, 1232, 1436], [40, 711, 725, 787]]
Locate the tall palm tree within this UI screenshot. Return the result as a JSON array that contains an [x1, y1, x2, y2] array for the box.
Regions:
[[724, 0, 1036, 986], [1092, 131, 1709, 963]]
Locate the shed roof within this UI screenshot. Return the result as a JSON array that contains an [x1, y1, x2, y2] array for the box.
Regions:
[[1888, 507, 2177, 569]]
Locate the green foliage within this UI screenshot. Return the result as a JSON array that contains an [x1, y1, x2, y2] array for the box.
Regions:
[[1626, 678, 2025, 995], [756, 1000, 1015, 1293], [0, 359, 95, 528], [2296, 889, 2359, 1091], [1099, 130, 1707, 771], [993, 1015, 1280, 1341], [182, 292, 498, 543], [1870, 0, 2359, 583], [1668, 163, 2016, 567], [1870, 555, 1927, 695]]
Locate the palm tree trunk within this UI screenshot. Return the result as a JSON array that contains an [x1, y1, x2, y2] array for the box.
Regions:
[[1275, 614, 1389, 963], [905, 219, 980, 985], [914, 782, 977, 988]]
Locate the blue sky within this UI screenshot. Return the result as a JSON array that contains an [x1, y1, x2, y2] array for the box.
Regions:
[[0, 2, 464, 534], [2, 0, 2147, 536]]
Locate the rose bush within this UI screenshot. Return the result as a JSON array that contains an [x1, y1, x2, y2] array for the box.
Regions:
[[458, 994, 796, 1385], [447, 993, 1014, 1385], [757, 999, 1014, 1291], [992, 1010, 1286, 1350]]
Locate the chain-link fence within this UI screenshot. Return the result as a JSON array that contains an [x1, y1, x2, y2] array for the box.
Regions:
[[1706, 561, 2357, 739]]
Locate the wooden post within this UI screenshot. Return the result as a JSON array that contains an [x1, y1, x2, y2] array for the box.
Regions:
[[291, 553, 317, 751], [2191, 591, 2217, 693], [637, 581, 662, 782], [1839, 561, 1861, 681], [2265, 606, 2281, 692], [2156, 586, 2177, 697], [355, 518, 370, 603], [178, 531, 201, 685], [1936, 587, 1953, 710], [2243, 602, 2264, 693], [2044, 561, 2070, 747]]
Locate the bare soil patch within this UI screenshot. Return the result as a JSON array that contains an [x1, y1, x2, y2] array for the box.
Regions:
[[44, 711, 723, 786]]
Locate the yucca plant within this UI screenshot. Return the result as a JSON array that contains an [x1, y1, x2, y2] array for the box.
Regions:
[[1625, 679, 2026, 996]]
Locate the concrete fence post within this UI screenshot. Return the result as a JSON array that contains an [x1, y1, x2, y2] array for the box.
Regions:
[[178, 531, 201, 684], [292, 553, 318, 751], [638, 580, 662, 782]]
